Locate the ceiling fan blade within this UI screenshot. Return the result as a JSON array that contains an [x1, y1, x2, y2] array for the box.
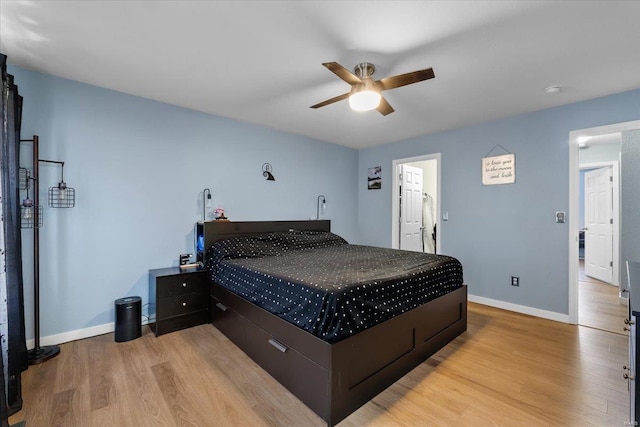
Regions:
[[377, 96, 394, 116], [376, 68, 435, 91], [322, 62, 363, 85], [310, 92, 350, 109]]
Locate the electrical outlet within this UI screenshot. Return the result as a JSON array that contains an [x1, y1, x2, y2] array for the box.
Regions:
[[511, 276, 520, 287]]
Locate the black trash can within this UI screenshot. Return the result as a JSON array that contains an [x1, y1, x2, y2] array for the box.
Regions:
[[114, 296, 142, 342]]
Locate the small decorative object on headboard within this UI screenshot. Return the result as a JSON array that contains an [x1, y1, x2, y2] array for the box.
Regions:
[[262, 163, 275, 181], [214, 207, 228, 221]]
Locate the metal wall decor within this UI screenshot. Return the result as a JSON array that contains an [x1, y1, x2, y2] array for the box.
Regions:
[[262, 163, 275, 181]]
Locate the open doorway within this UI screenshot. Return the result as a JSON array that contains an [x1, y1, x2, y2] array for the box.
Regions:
[[578, 135, 622, 332], [391, 153, 441, 253], [569, 120, 640, 332]]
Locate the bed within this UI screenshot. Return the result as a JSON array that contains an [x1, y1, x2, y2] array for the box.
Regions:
[[202, 220, 467, 426]]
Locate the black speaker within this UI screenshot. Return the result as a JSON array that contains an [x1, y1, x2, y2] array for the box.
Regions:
[[114, 296, 142, 342]]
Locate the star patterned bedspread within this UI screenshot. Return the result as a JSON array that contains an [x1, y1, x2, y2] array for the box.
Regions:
[[206, 231, 463, 343]]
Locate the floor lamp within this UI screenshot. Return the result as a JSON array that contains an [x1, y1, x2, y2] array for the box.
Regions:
[[19, 135, 75, 365]]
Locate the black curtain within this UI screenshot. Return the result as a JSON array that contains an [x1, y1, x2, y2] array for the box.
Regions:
[[1, 53, 28, 423]]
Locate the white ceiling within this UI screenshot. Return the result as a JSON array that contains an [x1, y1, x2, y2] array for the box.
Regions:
[[2, 1, 640, 150]]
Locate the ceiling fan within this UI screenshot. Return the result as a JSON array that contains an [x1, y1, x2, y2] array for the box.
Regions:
[[310, 62, 435, 116]]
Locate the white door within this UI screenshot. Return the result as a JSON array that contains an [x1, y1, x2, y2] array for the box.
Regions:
[[399, 165, 423, 252], [584, 166, 613, 283]]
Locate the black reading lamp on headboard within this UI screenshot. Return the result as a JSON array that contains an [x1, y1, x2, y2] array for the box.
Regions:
[[317, 195, 326, 220], [19, 135, 76, 364], [203, 188, 211, 221]]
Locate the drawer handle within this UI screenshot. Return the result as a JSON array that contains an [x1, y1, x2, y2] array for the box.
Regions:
[[268, 338, 288, 353], [182, 302, 187, 307], [215, 302, 227, 312], [182, 282, 187, 287]]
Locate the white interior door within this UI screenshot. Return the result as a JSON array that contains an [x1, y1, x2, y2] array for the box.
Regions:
[[399, 164, 423, 252], [584, 166, 613, 283]]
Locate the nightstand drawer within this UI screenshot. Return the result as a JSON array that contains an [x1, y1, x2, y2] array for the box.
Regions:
[[157, 273, 206, 298], [152, 310, 209, 336], [158, 293, 208, 318], [149, 267, 209, 337]]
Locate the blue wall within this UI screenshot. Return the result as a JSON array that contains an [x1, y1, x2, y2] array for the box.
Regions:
[[357, 89, 640, 315], [10, 63, 640, 339], [10, 66, 359, 340]]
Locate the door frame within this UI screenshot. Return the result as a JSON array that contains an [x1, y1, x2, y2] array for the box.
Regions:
[[580, 161, 619, 286], [568, 120, 640, 324], [391, 153, 441, 252]]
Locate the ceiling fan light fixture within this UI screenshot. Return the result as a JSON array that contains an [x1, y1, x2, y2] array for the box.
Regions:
[[311, 61, 434, 115], [349, 77, 381, 112], [349, 89, 381, 111]]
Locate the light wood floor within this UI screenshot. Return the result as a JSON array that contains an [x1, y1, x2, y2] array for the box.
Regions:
[[579, 260, 628, 334], [10, 303, 629, 427]]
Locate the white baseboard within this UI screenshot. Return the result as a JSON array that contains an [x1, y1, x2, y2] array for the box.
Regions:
[[468, 294, 571, 324], [27, 319, 149, 350]]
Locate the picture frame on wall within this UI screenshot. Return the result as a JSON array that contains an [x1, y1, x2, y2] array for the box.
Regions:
[[368, 166, 382, 190], [481, 153, 515, 185]]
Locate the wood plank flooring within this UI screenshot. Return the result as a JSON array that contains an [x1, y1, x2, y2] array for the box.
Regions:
[[579, 260, 628, 334], [10, 303, 629, 426]]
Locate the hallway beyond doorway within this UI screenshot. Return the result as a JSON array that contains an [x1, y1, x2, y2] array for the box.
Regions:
[[579, 260, 626, 334]]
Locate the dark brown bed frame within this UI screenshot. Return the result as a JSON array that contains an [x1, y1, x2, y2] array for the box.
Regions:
[[202, 220, 467, 426]]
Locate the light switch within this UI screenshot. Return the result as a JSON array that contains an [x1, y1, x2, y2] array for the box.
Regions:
[[443, 212, 449, 221], [555, 211, 566, 223]]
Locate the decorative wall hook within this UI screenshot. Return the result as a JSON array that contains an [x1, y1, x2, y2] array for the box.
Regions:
[[262, 163, 275, 181]]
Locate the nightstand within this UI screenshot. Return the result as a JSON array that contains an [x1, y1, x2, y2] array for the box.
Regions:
[[148, 267, 208, 337]]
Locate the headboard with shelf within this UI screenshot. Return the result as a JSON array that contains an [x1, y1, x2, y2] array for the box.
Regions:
[[196, 220, 331, 262]]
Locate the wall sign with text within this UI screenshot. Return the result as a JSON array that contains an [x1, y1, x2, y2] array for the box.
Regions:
[[482, 153, 515, 185]]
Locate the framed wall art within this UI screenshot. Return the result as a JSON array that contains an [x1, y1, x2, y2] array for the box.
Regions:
[[368, 166, 382, 190]]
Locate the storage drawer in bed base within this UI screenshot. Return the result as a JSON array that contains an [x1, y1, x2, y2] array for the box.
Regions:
[[210, 296, 330, 418], [210, 285, 467, 426]]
